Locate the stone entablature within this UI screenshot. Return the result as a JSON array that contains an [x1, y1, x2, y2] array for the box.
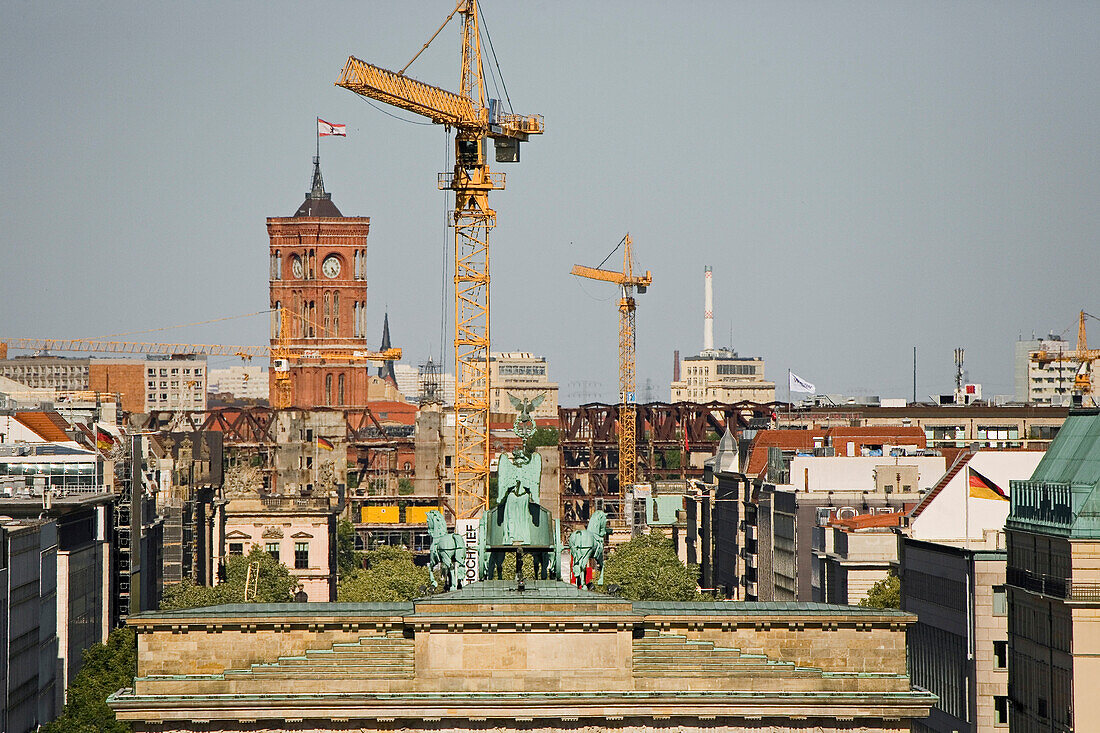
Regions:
[[112, 581, 934, 732]]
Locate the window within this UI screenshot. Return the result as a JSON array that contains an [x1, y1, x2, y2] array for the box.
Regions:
[[325, 374, 333, 405], [994, 640, 1007, 668], [994, 695, 1008, 725], [992, 585, 1008, 616], [229, 542, 243, 556], [295, 542, 309, 569], [265, 542, 280, 563], [338, 373, 345, 405], [445, 455, 452, 467]]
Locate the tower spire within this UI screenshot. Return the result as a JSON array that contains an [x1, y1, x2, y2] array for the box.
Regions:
[[310, 155, 326, 199], [378, 312, 397, 384]]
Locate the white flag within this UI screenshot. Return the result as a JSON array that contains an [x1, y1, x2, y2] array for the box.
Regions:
[[789, 371, 815, 393], [317, 118, 346, 136]]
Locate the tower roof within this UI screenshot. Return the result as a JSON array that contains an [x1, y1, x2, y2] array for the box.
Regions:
[[378, 312, 397, 384], [293, 156, 343, 218]]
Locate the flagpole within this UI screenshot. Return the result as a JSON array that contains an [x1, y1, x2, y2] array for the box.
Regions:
[[316, 116, 320, 161], [964, 467, 970, 550]]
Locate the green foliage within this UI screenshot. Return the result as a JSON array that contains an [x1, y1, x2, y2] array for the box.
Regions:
[[488, 475, 499, 510], [160, 546, 298, 610], [337, 518, 364, 576], [495, 549, 537, 580], [601, 530, 700, 601], [661, 448, 682, 469], [337, 545, 431, 602], [525, 427, 559, 451], [859, 572, 901, 609], [46, 548, 297, 732], [40, 628, 136, 733], [397, 478, 415, 495]]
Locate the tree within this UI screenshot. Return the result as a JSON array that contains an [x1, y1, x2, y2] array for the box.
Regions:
[[337, 545, 431, 602], [45, 547, 298, 732], [601, 531, 700, 601], [40, 628, 136, 733], [160, 546, 298, 610], [336, 518, 364, 576], [859, 572, 901, 609], [525, 427, 558, 451]]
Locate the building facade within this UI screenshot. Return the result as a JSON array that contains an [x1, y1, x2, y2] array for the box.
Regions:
[[777, 404, 1068, 452], [671, 348, 776, 404], [207, 366, 269, 400], [1014, 337, 1079, 406], [110, 580, 936, 732], [87, 356, 207, 414], [0, 357, 90, 391], [1005, 409, 1100, 731], [488, 351, 558, 418], [268, 159, 371, 408], [0, 519, 59, 733]]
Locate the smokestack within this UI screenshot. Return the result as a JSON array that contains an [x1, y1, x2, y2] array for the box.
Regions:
[[704, 265, 714, 351], [673, 350, 680, 382]]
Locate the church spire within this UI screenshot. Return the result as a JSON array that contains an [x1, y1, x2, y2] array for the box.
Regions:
[[378, 312, 397, 384]]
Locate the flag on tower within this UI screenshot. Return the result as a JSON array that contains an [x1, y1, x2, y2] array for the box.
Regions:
[[789, 371, 816, 393], [317, 118, 347, 137]]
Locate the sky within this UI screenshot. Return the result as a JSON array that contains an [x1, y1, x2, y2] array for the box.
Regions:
[[3, 1, 1099, 405]]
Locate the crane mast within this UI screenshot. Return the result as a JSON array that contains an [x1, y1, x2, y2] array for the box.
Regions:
[[337, 1, 543, 519], [571, 235, 653, 498]]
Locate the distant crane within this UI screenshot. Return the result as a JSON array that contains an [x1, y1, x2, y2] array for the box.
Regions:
[[571, 234, 652, 494], [1030, 310, 1100, 406], [335, 1, 543, 519], [1, 307, 400, 409]]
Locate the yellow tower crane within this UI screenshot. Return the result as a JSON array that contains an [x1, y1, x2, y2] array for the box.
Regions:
[[1030, 309, 1100, 406], [336, 1, 543, 519], [571, 234, 653, 494]]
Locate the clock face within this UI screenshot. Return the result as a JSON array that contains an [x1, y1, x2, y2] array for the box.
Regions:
[[290, 256, 303, 279], [322, 255, 341, 278]]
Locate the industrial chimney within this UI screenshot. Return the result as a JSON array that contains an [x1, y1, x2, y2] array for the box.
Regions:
[[673, 350, 680, 382], [703, 265, 714, 352]]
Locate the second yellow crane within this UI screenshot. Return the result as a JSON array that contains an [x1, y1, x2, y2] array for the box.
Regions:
[[571, 234, 652, 495]]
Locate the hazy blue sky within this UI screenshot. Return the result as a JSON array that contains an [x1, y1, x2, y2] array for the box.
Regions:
[[3, 2, 1098, 404]]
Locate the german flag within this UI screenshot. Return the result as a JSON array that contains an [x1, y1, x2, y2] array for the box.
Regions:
[[96, 427, 115, 452], [968, 467, 1008, 501], [317, 436, 335, 451]]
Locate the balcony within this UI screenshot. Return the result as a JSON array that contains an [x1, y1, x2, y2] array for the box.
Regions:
[[258, 496, 332, 512], [1007, 567, 1100, 602]]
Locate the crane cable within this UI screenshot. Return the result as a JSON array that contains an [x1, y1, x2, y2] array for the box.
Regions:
[[477, 0, 514, 114], [594, 234, 629, 271]]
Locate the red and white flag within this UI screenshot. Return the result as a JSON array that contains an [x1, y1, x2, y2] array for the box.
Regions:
[[317, 118, 346, 137]]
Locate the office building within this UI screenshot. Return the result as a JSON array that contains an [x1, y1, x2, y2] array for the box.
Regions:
[[488, 352, 558, 419], [671, 348, 776, 403]]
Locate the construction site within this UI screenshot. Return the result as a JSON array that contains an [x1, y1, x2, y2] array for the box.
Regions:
[[3, 0, 1097, 568]]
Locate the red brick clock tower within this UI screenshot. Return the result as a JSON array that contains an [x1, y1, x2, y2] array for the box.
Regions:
[[268, 157, 371, 407]]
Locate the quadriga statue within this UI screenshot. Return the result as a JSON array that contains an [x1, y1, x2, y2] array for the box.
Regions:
[[478, 393, 563, 582]]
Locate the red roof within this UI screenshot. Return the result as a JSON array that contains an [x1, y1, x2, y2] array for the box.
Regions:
[[745, 426, 928, 476]]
